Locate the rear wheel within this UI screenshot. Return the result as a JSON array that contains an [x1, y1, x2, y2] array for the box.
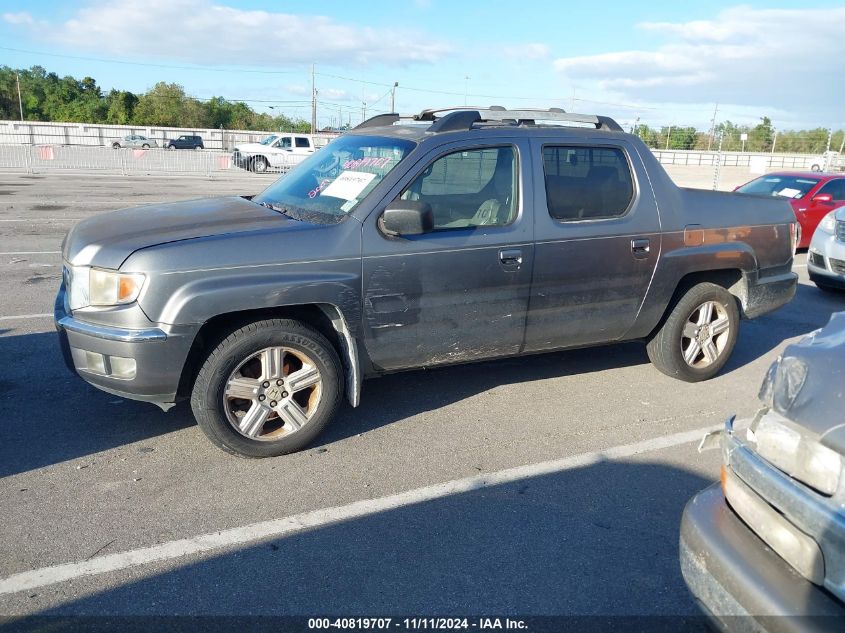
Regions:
[[142, 143, 150, 149], [251, 156, 268, 173], [191, 319, 343, 458], [111, 142, 120, 149], [647, 283, 740, 382]]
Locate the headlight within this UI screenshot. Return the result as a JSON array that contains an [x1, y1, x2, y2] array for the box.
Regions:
[[818, 211, 837, 234], [67, 267, 146, 310]]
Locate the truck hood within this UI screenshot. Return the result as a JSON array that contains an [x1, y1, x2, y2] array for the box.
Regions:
[[63, 196, 293, 269], [760, 310, 845, 454]]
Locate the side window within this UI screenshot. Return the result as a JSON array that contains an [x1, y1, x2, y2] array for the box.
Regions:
[[278, 137, 292, 149], [295, 137, 311, 148], [400, 146, 517, 229], [542, 145, 634, 221], [818, 179, 845, 200]]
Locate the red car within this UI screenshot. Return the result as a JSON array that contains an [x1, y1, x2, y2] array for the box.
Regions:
[[735, 172, 845, 248]]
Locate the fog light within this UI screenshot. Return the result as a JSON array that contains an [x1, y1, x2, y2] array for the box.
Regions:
[[84, 351, 107, 374], [109, 356, 137, 379]]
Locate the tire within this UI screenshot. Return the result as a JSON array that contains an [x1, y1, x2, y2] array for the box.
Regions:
[[190, 319, 343, 458], [811, 164, 821, 172], [646, 282, 740, 382], [251, 156, 268, 173], [111, 142, 120, 149], [142, 143, 150, 149], [167, 144, 176, 150]]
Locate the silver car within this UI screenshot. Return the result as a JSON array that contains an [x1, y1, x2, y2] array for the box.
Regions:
[[808, 206, 845, 292], [111, 135, 158, 149]]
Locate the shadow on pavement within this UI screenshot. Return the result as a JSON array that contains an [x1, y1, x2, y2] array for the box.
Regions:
[[10, 459, 713, 625]]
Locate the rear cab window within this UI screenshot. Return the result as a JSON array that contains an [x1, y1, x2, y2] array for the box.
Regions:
[[542, 145, 634, 221]]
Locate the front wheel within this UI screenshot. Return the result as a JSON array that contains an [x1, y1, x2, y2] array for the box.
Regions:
[[251, 156, 268, 173], [191, 319, 343, 458], [811, 163, 821, 172], [111, 142, 121, 149], [646, 282, 740, 382], [142, 143, 150, 149], [167, 144, 176, 150]]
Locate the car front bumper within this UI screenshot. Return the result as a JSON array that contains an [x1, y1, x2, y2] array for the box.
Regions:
[[808, 231, 845, 289], [680, 484, 845, 633], [54, 286, 197, 409]]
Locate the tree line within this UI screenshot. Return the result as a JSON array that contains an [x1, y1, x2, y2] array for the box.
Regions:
[[634, 117, 845, 154], [2, 65, 843, 151], [0, 65, 311, 132]]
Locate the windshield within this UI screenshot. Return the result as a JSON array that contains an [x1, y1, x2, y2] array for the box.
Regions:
[[253, 134, 416, 219], [259, 135, 279, 146], [736, 175, 820, 199]]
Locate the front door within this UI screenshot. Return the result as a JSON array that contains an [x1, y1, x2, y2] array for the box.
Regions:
[[361, 141, 534, 371]]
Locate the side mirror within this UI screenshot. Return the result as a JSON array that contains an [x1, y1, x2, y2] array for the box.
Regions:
[[380, 200, 434, 236], [812, 193, 834, 204]]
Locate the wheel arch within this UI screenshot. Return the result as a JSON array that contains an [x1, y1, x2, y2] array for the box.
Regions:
[[177, 303, 361, 408]]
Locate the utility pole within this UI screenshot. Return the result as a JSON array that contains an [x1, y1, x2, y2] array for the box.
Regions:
[[771, 128, 778, 154], [16, 72, 24, 121], [390, 82, 399, 113], [310, 63, 317, 134], [362, 102, 367, 123], [707, 103, 719, 151], [665, 125, 672, 150], [464, 76, 470, 106], [826, 128, 833, 152]]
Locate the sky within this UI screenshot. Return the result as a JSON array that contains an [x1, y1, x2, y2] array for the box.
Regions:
[[1, 0, 844, 131]]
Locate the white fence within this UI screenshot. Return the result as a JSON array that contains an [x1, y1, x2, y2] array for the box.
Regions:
[[652, 149, 840, 170], [0, 120, 338, 152]]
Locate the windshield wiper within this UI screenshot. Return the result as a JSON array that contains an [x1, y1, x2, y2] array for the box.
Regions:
[[258, 201, 296, 218]]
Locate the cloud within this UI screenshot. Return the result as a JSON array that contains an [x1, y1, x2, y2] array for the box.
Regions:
[[4, 11, 36, 25], [23, 0, 451, 67], [553, 6, 845, 117], [503, 43, 550, 61]]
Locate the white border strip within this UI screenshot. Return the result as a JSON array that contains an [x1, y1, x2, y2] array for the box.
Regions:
[[0, 251, 61, 256], [0, 423, 720, 596], [0, 313, 52, 321]]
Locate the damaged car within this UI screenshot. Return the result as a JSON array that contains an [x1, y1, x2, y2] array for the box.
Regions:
[[681, 311, 845, 631]]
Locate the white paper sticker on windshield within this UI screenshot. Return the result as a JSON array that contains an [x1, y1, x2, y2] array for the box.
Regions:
[[776, 187, 801, 198], [321, 171, 376, 200]]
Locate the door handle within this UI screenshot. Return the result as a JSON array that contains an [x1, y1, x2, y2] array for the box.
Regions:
[[499, 248, 523, 269], [631, 238, 650, 259]]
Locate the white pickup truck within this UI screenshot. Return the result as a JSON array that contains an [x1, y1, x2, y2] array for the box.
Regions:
[[232, 134, 317, 173]]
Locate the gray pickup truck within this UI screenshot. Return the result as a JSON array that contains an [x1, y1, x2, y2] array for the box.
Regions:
[[55, 107, 799, 457]]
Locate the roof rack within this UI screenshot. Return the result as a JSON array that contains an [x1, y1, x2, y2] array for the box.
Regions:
[[417, 106, 623, 133], [353, 107, 624, 134]]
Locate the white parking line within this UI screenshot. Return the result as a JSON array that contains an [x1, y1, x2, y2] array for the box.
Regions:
[[0, 422, 722, 596], [0, 251, 61, 256], [0, 313, 52, 321]]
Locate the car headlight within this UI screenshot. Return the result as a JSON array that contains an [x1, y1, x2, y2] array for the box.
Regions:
[[817, 211, 837, 234], [67, 266, 146, 310]]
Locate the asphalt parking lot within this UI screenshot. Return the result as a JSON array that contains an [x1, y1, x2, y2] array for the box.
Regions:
[[1, 168, 843, 622]]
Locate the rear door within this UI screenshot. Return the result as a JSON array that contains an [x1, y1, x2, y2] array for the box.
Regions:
[[523, 139, 661, 352], [360, 139, 534, 370]]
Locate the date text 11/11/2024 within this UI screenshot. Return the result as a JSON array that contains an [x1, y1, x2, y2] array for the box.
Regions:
[[307, 618, 528, 630]]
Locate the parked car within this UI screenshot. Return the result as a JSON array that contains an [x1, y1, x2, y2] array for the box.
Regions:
[[166, 134, 204, 150], [680, 311, 845, 631], [808, 206, 845, 291], [808, 150, 841, 172], [55, 107, 797, 457], [232, 133, 316, 173], [735, 171, 845, 248], [111, 135, 157, 149]]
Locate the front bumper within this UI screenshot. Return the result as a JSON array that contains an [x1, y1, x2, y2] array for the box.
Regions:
[[54, 286, 197, 408], [680, 485, 845, 632], [808, 232, 845, 290]]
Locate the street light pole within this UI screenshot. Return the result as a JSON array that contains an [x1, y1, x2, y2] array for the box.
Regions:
[[390, 82, 399, 113], [464, 76, 470, 106], [16, 73, 24, 121]]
